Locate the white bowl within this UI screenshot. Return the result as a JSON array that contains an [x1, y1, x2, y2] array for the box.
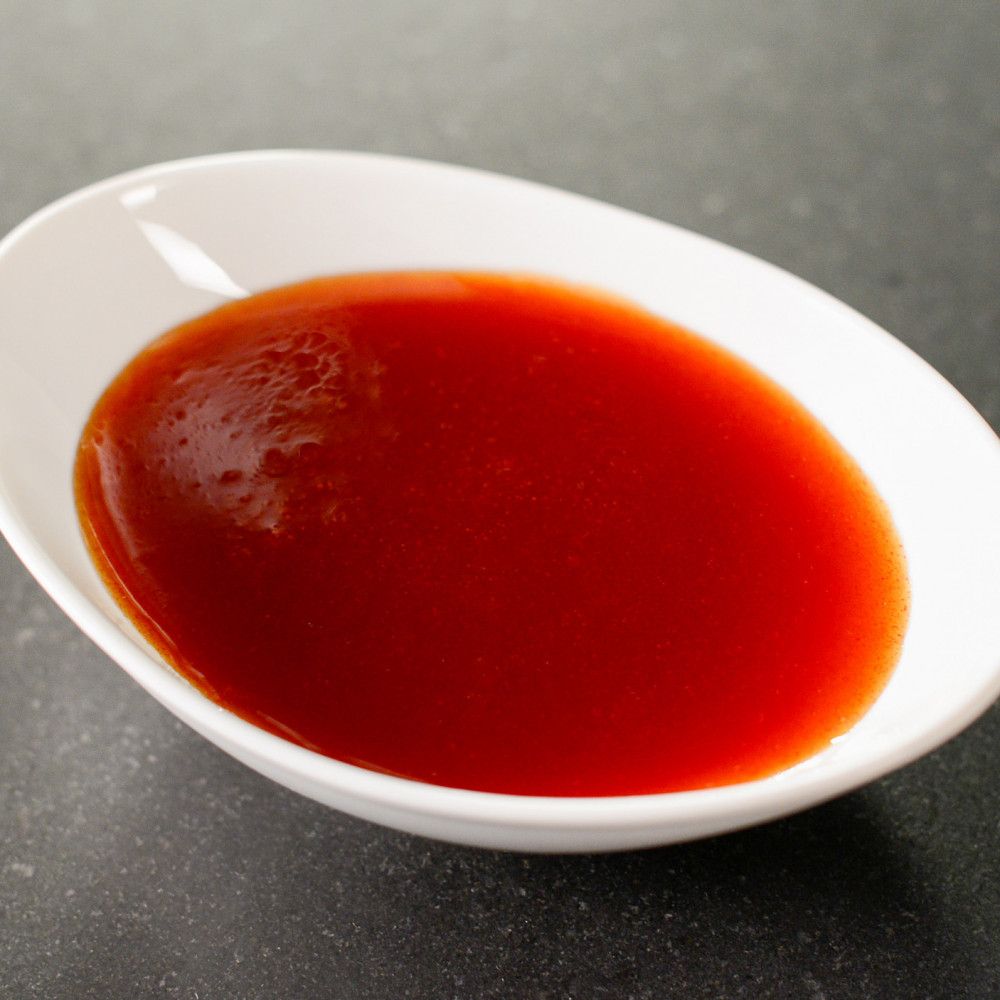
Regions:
[[2, 150, 1000, 852]]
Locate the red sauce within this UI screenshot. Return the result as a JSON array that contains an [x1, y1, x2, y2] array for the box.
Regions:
[[74, 272, 908, 796]]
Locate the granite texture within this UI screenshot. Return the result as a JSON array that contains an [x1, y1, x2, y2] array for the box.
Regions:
[[1, 1, 999, 996]]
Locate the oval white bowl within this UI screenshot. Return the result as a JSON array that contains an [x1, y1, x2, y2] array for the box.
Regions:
[[1, 150, 1000, 852]]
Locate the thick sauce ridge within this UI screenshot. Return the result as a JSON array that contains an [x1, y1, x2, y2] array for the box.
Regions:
[[74, 272, 909, 796]]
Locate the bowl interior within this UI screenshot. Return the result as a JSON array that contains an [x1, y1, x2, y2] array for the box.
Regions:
[[2, 150, 1000, 851]]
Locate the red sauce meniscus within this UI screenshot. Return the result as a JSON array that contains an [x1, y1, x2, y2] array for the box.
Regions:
[[74, 272, 909, 796]]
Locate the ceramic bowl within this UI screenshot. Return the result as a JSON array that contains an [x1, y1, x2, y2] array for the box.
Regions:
[[2, 150, 1000, 852]]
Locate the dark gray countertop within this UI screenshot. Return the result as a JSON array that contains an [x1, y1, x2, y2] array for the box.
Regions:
[[2, 2, 999, 996]]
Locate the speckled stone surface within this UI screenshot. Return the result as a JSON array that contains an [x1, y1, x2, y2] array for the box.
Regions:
[[2, 2, 999, 996]]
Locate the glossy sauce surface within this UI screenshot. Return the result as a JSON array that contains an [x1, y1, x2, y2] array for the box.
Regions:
[[75, 272, 909, 795]]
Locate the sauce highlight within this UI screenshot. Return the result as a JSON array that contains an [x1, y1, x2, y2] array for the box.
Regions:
[[74, 272, 909, 796]]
